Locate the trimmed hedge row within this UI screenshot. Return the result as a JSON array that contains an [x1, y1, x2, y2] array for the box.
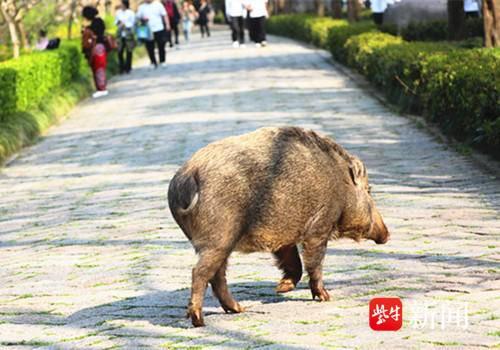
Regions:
[[0, 42, 122, 163], [267, 15, 500, 158], [0, 44, 81, 120]]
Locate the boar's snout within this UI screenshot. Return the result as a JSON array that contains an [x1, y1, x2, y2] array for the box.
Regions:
[[372, 209, 390, 244]]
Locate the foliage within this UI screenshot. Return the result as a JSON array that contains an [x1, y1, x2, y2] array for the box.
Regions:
[[0, 44, 81, 119], [397, 18, 484, 42], [327, 21, 377, 63], [0, 40, 127, 164], [266, 14, 500, 158], [421, 48, 500, 152]]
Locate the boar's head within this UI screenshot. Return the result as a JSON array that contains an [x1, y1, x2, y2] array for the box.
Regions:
[[337, 156, 389, 245]]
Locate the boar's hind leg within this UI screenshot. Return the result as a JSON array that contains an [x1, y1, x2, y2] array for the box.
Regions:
[[303, 236, 331, 302], [274, 245, 303, 293], [188, 247, 235, 327], [210, 259, 244, 314]]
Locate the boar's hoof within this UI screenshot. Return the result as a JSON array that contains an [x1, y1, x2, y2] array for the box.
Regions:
[[276, 278, 296, 293], [222, 302, 245, 314], [187, 306, 205, 327], [309, 281, 331, 302]]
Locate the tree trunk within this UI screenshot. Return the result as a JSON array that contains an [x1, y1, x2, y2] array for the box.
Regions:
[[347, 0, 359, 22], [67, 0, 78, 40], [315, 0, 325, 16], [483, 0, 500, 47], [0, 2, 20, 58], [447, 0, 465, 40], [331, 0, 342, 18], [16, 20, 28, 49]]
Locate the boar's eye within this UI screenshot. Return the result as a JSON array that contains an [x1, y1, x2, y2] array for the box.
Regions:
[[368, 185, 372, 194]]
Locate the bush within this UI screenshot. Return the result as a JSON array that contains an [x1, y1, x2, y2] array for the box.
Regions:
[[0, 45, 81, 121], [266, 15, 351, 49], [327, 21, 377, 63], [401, 18, 484, 42], [421, 48, 500, 153], [0, 39, 126, 164], [309, 18, 348, 48], [266, 14, 500, 159], [344, 32, 403, 74]]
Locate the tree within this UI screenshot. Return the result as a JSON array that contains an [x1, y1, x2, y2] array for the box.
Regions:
[[347, 0, 359, 22], [0, 0, 21, 58], [66, 0, 80, 39], [483, 0, 500, 47], [447, 0, 465, 40], [0, 0, 41, 58], [331, 0, 342, 18], [314, 0, 325, 16]]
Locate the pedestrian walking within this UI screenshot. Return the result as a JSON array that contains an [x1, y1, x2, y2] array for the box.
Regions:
[[82, 6, 108, 98], [163, 0, 181, 47], [197, 0, 212, 38], [225, 0, 246, 47], [181, 1, 198, 43], [137, 0, 171, 68], [244, 0, 267, 47], [115, 0, 136, 74]]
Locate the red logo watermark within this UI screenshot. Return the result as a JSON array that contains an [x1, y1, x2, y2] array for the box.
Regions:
[[369, 297, 403, 331]]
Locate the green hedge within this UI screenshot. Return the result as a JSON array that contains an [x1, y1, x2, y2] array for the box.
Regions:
[[400, 18, 484, 42], [0, 44, 81, 120], [327, 21, 377, 63], [0, 41, 123, 164], [421, 49, 500, 152], [267, 14, 500, 159]]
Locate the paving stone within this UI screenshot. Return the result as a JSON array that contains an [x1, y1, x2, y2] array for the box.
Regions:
[[0, 28, 498, 349]]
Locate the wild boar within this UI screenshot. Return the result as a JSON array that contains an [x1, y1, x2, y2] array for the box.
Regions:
[[168, 126, 389, 327]]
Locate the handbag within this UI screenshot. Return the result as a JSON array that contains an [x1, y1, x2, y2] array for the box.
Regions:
[[105, 34, 118, 51], [136, 25, 152, 40]]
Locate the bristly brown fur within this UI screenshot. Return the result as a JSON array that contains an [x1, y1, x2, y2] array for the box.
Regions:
[[167, 126, 389, 327]]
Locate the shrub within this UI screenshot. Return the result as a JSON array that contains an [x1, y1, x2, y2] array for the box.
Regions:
[[421, 48, 500, 153], [0, 45, 82, 121], [309, 18, 347, 48], [344, 32, 403, 74], [364, 40, 456, 111], [266, 14, 500, 158], [401, 18, 483, 42], [327, 21, 377, 63]]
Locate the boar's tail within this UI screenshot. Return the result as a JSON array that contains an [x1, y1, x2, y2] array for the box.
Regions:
[[168, 169, 200, 216]]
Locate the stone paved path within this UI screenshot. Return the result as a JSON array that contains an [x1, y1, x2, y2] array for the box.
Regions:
[[0, 28, 499, 350]]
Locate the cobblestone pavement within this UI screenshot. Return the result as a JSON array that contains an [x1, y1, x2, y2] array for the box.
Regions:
[[0, 28, 499, 350]]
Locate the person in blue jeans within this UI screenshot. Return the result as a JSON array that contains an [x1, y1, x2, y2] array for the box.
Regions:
[[181, 1, 198, 43]]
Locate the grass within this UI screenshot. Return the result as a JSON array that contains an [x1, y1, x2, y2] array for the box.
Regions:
[[0, 77, 93, 164], [0, 46, 146, 165]]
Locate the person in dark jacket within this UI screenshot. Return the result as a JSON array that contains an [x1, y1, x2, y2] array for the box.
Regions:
[[197, 0, 212, 37], [82, 6, 108, 98], [163, 0, 181, 47]]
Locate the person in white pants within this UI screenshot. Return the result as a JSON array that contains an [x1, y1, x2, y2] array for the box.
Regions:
[[225, 0, 246, 47], [244, 0, 268, 47]]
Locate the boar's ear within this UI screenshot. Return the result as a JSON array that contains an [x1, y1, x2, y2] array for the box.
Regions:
[[348, 163, 364, 187], [349, 164, 359, 186]]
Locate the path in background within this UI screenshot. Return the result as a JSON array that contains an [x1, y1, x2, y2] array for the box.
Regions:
[[0, 28, 499, 349]]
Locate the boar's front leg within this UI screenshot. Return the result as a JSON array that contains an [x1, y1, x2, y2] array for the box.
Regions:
[[274, 245, 303, 293], [210, 259, 244, 314], [302, 235, 330, 301]]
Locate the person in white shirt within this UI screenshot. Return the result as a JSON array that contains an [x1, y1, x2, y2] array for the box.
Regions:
[[115, 0, 136, 74], [137, 0, 171, 68], [371, 0, 393, 25], [464, 0, 480, 18], [244, 0, 268, 47], [225, 0, 246, 47]]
